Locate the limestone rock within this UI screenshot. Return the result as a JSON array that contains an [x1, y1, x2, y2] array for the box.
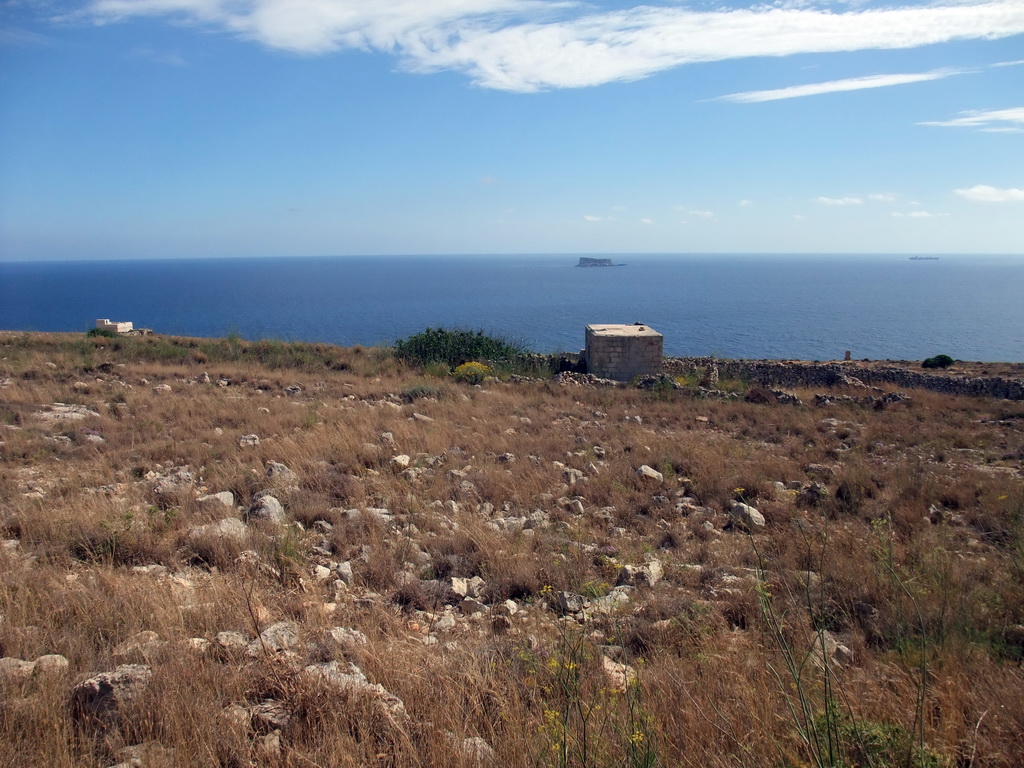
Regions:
[[616, 560, 663, 588], [249, 621, 300, 656], [247, 700, 291, 732], [266, 461, 298, 487], [636, 465, 664, 484], [328, 627, 369, 649], [553, 591, 587, 615], [456, 735, 497, 765], [34, 654, 70, 676], [797, 482, 830, 507], [70, 664, 152, 728], [238, 434, 260, 447], [188, 517, 249, 546], [151, 466, 194, 499], [0, 657, 36, 681], [302, 661, 409, 727], [601, 655, 636, 692], [245, 494, 285, 525], [196, 491, 235, 510], [728, 501, 766, 530], [112, 631, 165, 663]]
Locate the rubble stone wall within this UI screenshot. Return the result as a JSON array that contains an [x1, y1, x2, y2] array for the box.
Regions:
[[663, 358, 1024, 401]]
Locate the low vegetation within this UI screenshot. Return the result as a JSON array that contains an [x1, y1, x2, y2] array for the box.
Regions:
[[1, 331, 1022, 767], [393, 327, 526, 368], [922, 354, 955, 370]]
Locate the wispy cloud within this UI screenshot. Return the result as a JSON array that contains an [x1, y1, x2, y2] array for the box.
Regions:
[[0, 26, 55, 46], [130, 46, 186, 65], [640, 217, 654, 225], [717, 69, 963, 103], [954, 185, 1024, 202], [892, 210, 946, 218], [920, 107, 1024, 133], [582, 214, 603, 222], [80, 0, 1024, 92], [815, 196, 863, 206], [869, 193, 897, 202]]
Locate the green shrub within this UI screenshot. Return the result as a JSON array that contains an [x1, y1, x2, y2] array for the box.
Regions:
[[922, 354, 954, 369], [86, 327, 118, 338], [393, 327, 525, 367]]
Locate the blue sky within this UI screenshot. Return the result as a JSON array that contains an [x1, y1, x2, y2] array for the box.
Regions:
[[1, 0, 1022, 259]]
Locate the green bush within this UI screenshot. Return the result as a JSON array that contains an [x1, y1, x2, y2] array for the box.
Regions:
[[922, 354, 954, 369], [86, 327, 119, 338], [393, 327, 525, 367]]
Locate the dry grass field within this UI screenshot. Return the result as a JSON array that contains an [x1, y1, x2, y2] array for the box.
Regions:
[[1, 332, 1022, 768]]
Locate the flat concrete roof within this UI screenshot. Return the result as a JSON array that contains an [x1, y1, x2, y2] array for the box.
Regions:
[[586, 323, 662, 338]]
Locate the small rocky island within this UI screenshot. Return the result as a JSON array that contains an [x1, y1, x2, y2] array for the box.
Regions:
[[576, 257, 625, 267]]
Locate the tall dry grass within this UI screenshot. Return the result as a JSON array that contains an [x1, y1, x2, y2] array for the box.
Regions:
[[1, 332, 1022, 766]]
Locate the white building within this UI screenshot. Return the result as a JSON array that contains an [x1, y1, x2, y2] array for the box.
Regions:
[[95, 319, 133, 334]]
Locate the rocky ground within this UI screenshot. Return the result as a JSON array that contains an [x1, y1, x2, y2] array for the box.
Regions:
[[1, 333, 1022, 767]]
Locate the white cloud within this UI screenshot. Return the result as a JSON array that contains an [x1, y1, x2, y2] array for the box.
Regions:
[[892, 210, 945, 218], [869, 193, 896, 202], [815, 196, 863, 205], [738, 199, 753, 206], [920, 107, 1024, 133], [954, 185, 1024, 202], [131, 46, 186, 65], [582, 214, 603, 222], [640, 217, 654, 224], [717, 69, 963, 103], [689, 210, 715, 219], [81, 0, 1024, 92]]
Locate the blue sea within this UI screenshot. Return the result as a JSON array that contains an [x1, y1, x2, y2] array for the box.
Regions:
[[1, 254, 1022, 361]]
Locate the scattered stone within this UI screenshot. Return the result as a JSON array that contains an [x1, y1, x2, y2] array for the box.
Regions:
[[70, 664, 152, 729], [797, 482, 830, 507], [238, 434, 260, 447], [455, 735, 497, 765], [245, 494, 285, 525], [250, 621, 301, 656], [616, 560, 663, 588], [728, 501, 766, 530], [0, 657, 36, 681], [34, 654, 70, 676], [112, 631, 165, 662], [265, 461, 298, 486], [247, 700, 291, 732], [188, 517, 249, 547], [601, 655, 636, 691], [196, 491, 235, 511], [553, 591, 587, 615], [391, 454, 411, 470], [35, 403, 101, 422], [636, 465, 663, 484], [328, 627, 369, 648], [214, 631, 250, 655], [151, 466, 194, 499]]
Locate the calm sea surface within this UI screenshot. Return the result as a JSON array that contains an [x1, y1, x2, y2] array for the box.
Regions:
[[2, 254, 1022, 361]]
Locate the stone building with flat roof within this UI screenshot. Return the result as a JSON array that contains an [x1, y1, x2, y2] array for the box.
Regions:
[[584, 323, 663, 381]]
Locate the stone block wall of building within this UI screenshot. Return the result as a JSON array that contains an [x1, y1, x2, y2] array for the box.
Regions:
[[584, 324, 663, 381]]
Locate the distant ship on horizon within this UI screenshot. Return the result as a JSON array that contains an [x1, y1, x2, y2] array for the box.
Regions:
[[909, 256, 940, 261]]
